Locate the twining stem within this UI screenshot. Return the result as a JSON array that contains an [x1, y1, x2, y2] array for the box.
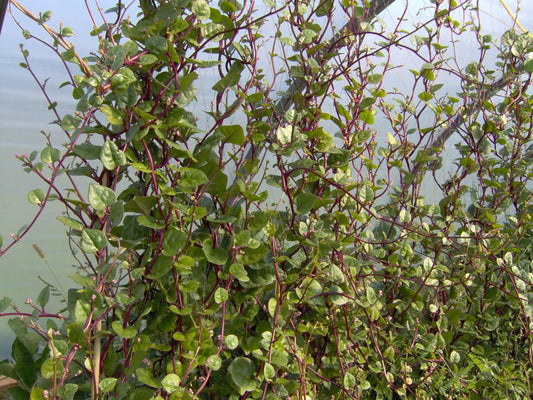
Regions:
[[9, 0, 92, 76]]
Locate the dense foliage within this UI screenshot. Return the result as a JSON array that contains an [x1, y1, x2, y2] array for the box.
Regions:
[[1, 0, 533, 398]]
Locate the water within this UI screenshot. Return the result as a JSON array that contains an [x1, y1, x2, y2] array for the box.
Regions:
[[0, 0, 531, 359]]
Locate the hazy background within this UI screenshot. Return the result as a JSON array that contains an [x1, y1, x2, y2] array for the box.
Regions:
[[0, 0, 531, 358]]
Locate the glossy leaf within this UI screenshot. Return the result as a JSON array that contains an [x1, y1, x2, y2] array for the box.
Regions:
[[100, 104, 125, 125], [80, 228, 107, 253], [40, 146, 60, 164], [100, 140, 126, 170], [27, 189, 45, 205], [99, 377, 118, 393], [88, 184, 116, 211]]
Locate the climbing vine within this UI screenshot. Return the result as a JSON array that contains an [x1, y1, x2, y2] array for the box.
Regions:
[[1, 0, 532, 399]]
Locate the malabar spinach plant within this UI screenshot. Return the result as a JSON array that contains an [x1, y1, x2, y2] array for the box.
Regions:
[[1, 0, 532, 399]]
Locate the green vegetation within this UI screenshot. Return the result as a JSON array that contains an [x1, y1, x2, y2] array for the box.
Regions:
[[1, 0, 532, 398]]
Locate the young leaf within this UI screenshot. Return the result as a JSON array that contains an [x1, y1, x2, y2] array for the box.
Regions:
[[27, 189, 45, 205], [207, 355, 222, 371]]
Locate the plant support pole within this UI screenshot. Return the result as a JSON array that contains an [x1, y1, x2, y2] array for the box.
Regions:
[[0, 0, 8, 35]]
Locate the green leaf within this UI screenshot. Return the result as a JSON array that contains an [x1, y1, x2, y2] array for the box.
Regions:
[[73, 300, 89, 325], [136, 368, 161, 388], [61, 114, 81, 130], [147, 256, 173, 280], [100, 140, 126, 170], [80, 228, 107, 253], [162, 228, 187, 256], [224, 334, 239, 350], [295, 193, 318, 215], [139, 54, 158, 66], [212, 61, 244, 92], [358, 184, 374, 203], [100, 104, 125, 125], [41, 358, 63, 379], [421, 63, 435, 81], [366, 286, 377, 304], [36, 286, 50, 308], [12, 338, 38, 387], [56, 216, 83, 230], [27, 189, 45, 205], [207, 355, 222, 370], [229, 263, 249, 282], [447, 309, 461, 325], [137, 215, 165, 229], [88, 184, 116, 211], [344, 371, 356, 389], [73, 143, 102, 160], [228, 357, 256, 395], [192, 0, 210, 20], [57, 384, 78, 400], [161, 374, 181, 393], [219, 125, 245, 145], [264, 362, 275, 381], [359, 109, 374, 125], [276, 125, 293, 145], [418, 91, 433, 101], [367, 73, 382, 84], [214, 287, 229, 303], [112, 321, 137, 339], [220, 0, 238, 12], [0, 297, 11, 312], [99, 377, 118, 393], [40, 146, 60, 163], [178, 167, 209, 188], [329, 285, 349, 305], [203, 239, 229, 265], [61, 26, 74, 36], [31, 388, 45, 400], [449, 350, 461, 363]]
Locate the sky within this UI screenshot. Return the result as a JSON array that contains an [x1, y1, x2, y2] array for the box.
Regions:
[[0, 0, 532, 357]]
